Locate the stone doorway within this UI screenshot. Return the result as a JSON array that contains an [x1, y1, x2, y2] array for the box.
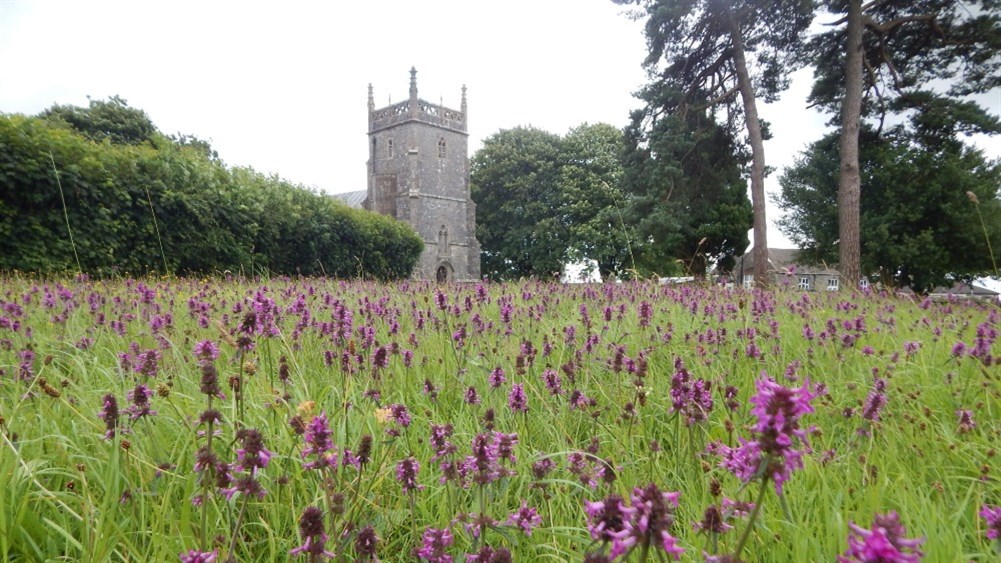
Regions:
[[435, 262, 452, 283]]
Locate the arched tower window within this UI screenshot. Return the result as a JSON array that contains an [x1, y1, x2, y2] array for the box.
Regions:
[[387, 139, 394, 158], [438, 138, 446, 158], [438, 225, 449, 257]]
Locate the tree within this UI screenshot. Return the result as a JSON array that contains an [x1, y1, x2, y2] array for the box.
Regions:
[[470, 125, 636, 281], [804, 0, 1001, 286], [622, 89, 753, 277], [559, 123, 637, 279], [40, 95, 159, 146], [470, 127, 566, 280], [614, 0, 816, 286], [776, 127, 1001, 293], [169, 133, 220, 161]]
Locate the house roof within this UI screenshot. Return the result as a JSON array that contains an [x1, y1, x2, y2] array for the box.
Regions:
[[927, 282, 999, 296], [737, 248, 839, 276], [333, 190, 367, 209]]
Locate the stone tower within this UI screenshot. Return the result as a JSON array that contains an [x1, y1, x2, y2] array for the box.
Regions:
[[366, 68, 481, 281]]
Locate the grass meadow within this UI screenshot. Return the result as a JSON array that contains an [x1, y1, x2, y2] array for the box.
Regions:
[[0, 275, 999, 561]]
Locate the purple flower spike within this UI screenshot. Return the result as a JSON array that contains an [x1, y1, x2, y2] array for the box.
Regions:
[[861, 379, 887, 424], [464, 386, 481, 405], [429, 423, 456, 461], [233, 428, 272, 476], [302, 412, 337, 470], [838, 511, 923, 562], [714, 377, 816, 494], [289, 505, 334, 559], [981, 504, 1001, 541], [585, 484, 684, 560], [611, 484, 684, 560], [396, 456, 424, 493], [541, 368, 563, 395], [956, 409, 976, 434], [508, 383, 528, 413], [354, 525, 379, 560], [179, 549, 217, 562], [506, 500, 543, 536], [584, 494, 630, 542], [489, 366, 506, 388], [193, 340, 220, 362], [125, 384, 158, 421], [415, 527, 453, 562], [98, 393, 120, 439], [748, 377, 815, 435], [389, 403, 412, 428], [466, 545, 512, 562]]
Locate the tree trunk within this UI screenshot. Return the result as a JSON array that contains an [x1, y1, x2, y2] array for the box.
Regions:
[[721, 2, 769, 288], [838, 0, 864, 289]]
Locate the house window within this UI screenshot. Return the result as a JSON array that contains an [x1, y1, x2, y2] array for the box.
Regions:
[[798, 277, 811, 290], [859, 278, 870, 290], [438, 138, 446, 158], [827, 278, 839, 291], [743, 275, 753, 289], [387, 139, 394, 158]]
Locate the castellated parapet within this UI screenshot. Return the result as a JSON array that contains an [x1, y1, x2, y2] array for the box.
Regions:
[[365, 67, 481, 282]]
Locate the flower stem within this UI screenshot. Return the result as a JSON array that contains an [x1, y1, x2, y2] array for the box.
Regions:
[[199, 397, 214, 552], [638, 540, 650, 562], [227, 490, 251, 559], [408, 490, 418, 545], [733, 477, 769, 559], [972, 200, 999, 276], [477, 484, 486, 547]]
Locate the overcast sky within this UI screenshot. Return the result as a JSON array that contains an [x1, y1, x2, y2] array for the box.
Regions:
[[1, 0, 998, 252]]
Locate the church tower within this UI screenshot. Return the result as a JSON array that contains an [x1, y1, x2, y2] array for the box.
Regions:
[[366, 68, 481, 281]]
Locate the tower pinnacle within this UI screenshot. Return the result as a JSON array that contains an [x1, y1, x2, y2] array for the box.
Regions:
[[409, 66, 418, 100]]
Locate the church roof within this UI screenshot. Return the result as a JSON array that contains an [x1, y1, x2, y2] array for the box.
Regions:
[[333, 190, 367, 209]]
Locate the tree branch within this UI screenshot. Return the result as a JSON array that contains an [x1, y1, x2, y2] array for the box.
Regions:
[[880, 45, 903, 90], [701, 85, 741, 109], [865, 14, 940, 37], [860, 0, 889, 14]]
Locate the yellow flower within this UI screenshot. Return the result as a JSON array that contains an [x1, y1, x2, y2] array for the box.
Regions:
[[297, 401, 316, 417], [374, 407, 392, 424]]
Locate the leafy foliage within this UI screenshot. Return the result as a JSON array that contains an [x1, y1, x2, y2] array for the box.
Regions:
[[471, 127, 565, 281], [471, 125, 636, 281], [776, 128, 1001, 292], [615, 0, 816, 283], [803, 0, 1001, 282], [622, 0, 815, 107], [0, 102, 422, 279], [805, 0, 1001, 129], [561, 124, 637, 278], [621, 90, 753, 277], [40, 95, 159, 146]]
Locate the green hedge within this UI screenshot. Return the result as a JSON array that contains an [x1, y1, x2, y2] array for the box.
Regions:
[[0, 113, 422, 280]]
